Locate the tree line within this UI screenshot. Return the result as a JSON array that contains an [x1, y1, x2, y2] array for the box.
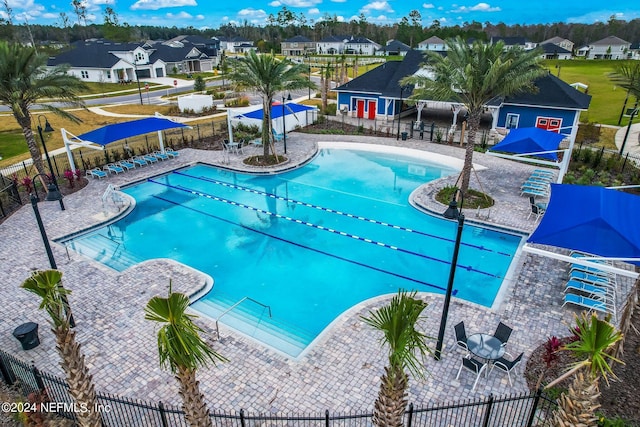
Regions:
[[1, 4, 639, 54]]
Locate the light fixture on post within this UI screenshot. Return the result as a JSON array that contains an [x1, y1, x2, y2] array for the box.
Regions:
[[133, 57, 144, 105], [434, 188, 465, 361], [36, 115, 64, 211], [282, 93, 292, 154], [29, 176, 75, 327]]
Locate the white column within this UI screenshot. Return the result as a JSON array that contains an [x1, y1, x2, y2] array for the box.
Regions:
[[61, 129, 77, 172]]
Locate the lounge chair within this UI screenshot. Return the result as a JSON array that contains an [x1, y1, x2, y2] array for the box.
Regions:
[[154, 151, 170, 161], [564, 279, 610, 298], [562, 293, 610, 315], [86, 168, 107, 179], [521, 186, 549, 198], [531, 169, 555, 177], [569, 270, 612, 286], [165, 148, 180, 157], [117, 160, 136, 170], [142, 154, 159, 163], [130, 157, 148, 167], [104, 164, 125, 175], [528, 196, 548, 210], [272, 130, 284, 142], [527, 203, 546, 221]]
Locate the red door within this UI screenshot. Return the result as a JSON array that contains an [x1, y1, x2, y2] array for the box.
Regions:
[[356, 100, 365, 118], [367, 100, 376, 119]]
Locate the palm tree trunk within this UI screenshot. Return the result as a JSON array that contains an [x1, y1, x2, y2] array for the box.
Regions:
[[372, 366, 408, 427], [262, 97, 272, 158], [459, 111, 481, 193], [53, 325, 102, 427], [15, 112, 47, 177], [553, 371, 600, 427], [176, 366, 212, 427]]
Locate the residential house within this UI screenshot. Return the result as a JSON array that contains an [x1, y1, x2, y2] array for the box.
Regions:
[[375, 39, 411, 56], [417, 36, 446, 52], [47, 37, 217, 83], [216, 36, 256, 54], [344, 36, 381, 55], [333, 49, 590, 145], [630, 42, 640, 60], [575, 45, 590, 57], [539, 43, 572, 60], [316, 35, 347, 55], [586, 36, 631, 59], [281, 35, 315, 56], [490, 36, 537, 50], [540, 36, 574, 53]]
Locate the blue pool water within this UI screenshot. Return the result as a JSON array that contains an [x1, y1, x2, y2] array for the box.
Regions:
[[62, 148, 523, 357]]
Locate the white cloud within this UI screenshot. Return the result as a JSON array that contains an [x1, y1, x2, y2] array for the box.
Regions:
[[308, 7, 320, 14], [454, 2, 501, 13], [423, 3, 435, 8], [360, 1, 393, 14], [237, 7, 268, 19], [330, 0, 347, 2], [166, 11, 198, 19], [131, 0, 197, 11], [269, 1, 281, 6]]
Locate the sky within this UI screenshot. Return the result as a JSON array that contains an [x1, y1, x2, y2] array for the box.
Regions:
[[3, 0, 640, 30]]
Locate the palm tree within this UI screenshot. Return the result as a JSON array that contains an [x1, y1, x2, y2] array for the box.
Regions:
[[21, 270, 102, 427], [225, 51, 315, 159], [0, 41, 87, 178], [609, 61, 640, 99], [545, 312, 622, 426], [401, 37, 546, 194], [361, 290, 432, 427], [144, 285, 227, 427]]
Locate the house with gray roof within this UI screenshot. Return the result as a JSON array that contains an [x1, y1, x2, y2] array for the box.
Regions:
[[586, 36, 631, 59], [376, 40, 411, 56], [490, 36, 537, 50], [215, 36, 256, 54], [281, 35, 315, 56], [48, 37, 218, 84], [540, 36, 574, 53], [316, 35, 379, 55], [538, 43, 572, 60], [417, 36, 446, 52]]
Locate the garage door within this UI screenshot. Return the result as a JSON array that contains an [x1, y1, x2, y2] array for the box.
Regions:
[[155, 68, 164, 77]]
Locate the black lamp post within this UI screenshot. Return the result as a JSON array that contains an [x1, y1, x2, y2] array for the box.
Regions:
[[397, 85, 407, 140], [282, 93, 292, 154], [133, 58, 144, 105], [306, 53, 311, 100], [30, 179, 75, 327], [36, 115, 64, 211], [434, 188, 465, 361]]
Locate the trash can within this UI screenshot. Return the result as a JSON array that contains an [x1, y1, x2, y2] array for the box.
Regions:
[[401, 132, 408, 141], [13, 322, 40, 350]]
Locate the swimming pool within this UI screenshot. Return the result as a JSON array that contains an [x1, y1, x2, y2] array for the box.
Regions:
[[62, 146, 523, 357]]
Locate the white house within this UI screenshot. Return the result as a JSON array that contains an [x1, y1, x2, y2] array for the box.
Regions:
[[540, 36, 574, 53], [586, 36, 631, 60], [417, 36, 446, 51]]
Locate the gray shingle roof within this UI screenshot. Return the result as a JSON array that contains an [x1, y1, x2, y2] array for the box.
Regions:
[[284, 35, 313, 43], [539, 43, 572, 55], [47, 39, 139, 68]]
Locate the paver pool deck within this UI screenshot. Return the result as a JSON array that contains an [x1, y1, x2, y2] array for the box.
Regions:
[[0, 133, 634, 413]]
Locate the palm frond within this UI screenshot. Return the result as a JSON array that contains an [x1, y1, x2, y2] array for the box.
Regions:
[[20, 269, 70, 327]]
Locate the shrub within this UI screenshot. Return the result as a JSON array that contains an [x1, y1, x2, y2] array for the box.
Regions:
[[193, 75, 206, 92]]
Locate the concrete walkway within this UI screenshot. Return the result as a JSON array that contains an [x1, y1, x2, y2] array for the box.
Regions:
[[1, 132, 635, 414], [615, 121, 640, 157]]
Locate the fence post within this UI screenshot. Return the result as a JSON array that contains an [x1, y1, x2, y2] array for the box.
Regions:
[[325, 409, 329, 427], [405, 402, 414, 427], [622, 153, 629, 173], [197, 124, 201, 144], [481, 393, 494, 427], [239, 408, 246, 427], [52, 156, 61, 177], [526, 388, 544, 427], [157, 401, 170, 427], [32, 366, 46, 392], [22, 161, 29, 176]]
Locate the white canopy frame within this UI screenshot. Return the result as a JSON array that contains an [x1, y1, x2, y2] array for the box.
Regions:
[[522, 243, 640, 279], [61, 112, 182, 171]]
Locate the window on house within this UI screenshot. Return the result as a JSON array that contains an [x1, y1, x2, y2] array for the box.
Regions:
[[106, 70, 111, 79], [81, 71, 89, 79], [505, 113, 519, 129]]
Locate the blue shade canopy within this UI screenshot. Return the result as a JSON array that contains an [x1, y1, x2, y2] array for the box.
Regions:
[[77, 117, 188, 146], [527, 184, 640, 265], [236, 103, 315, 120], [490, 127, 565, 161]]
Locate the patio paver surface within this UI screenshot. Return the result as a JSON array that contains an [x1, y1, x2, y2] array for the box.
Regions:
[[0, 133, 634, 413]]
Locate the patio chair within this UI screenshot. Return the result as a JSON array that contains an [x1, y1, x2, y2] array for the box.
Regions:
[[142, 153, 159, 164], [455, 357, 487, 391], [130, 157, 148, 167], [491, 352, 524, 386], [272, 129, 284, 142], [493, 322, 513, 354], [528, 196, 548, 210], [165, 148, 180, 157], [521, 186, 549, 198], [569, 270, 613, 287], [527, 203, 546, 221], [154, 151, 170, 161], [454, 321, 468, 353], [117, 160, 136, 170]]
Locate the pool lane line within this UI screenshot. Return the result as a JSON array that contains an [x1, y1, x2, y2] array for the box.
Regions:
[[151, 192, 457, 294], [148, 178, 501, 279], [171, 171, 511, 258]]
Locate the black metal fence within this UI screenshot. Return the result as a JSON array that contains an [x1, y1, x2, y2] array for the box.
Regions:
[[0, 349, 557, 426]]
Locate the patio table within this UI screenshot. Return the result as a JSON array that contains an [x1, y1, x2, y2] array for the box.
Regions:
[[467, 333, 505, 361]]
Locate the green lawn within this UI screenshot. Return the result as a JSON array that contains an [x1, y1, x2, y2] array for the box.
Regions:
[[0, 131, 29, 160], [542, 59, 633, 126]]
